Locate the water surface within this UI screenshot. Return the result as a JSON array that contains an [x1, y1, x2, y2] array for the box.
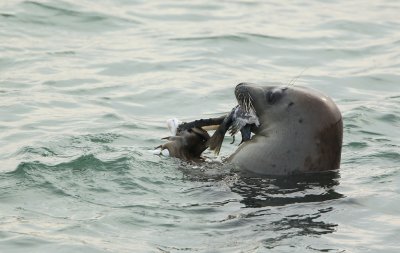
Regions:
[[1, 0, 400, 252]]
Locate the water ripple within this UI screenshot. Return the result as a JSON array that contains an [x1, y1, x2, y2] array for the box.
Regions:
[[1, 0, 400, 252]]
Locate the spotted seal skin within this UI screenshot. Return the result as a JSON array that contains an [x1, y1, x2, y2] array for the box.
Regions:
[[227, 83, 343, 175]]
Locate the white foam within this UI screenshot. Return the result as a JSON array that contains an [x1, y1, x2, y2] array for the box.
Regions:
[[149, 148, 162, 155], [166, 118, 180, 136], [161, 149, 170, 157]]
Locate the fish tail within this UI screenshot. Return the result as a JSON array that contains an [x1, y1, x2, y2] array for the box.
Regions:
[[207, 110, 234, 155]]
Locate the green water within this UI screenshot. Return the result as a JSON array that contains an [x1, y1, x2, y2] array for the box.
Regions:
[[1, 1, 399, 252]]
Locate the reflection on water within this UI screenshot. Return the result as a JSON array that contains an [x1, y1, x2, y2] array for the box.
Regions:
[[262, 208, 338, 249], [233, 171, 343, 208], [235, 171, 342, 249], [181, 163, 343, 207], [180, 163, 343, 248]]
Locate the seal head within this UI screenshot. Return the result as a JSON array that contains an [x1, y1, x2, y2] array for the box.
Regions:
[[228, 83, 343, 175]]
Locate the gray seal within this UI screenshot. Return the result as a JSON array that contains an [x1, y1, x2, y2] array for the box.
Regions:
[[227, 83, 343, 175]]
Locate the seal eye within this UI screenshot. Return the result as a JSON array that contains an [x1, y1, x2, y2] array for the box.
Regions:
[[266, 89, 283, 104]]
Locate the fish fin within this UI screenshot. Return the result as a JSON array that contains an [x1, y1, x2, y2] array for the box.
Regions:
[[207, 109, 235, 155], [207, 129, 225, 155]]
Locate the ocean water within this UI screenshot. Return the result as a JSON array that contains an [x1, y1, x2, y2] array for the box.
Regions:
[[1, 0, 399, 252]]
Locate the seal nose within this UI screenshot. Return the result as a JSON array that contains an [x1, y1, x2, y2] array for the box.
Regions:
[[235, 82, 248, 98], [235, 82, 246, 90]]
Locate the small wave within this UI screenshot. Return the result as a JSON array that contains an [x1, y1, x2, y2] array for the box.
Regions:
[[17, 146, 59, 157], [16, 1, 140, 32], [42, 78, 98, 88], [16, 152, 135, 174], [8, 154, 137, 196], [47, 51, 76, 56], [319, 19, 392, 36], [10, 154, 106, 177], [171, 35, 248, 42], [0, 13, 15, 18], [370, 151, 400, 161], [346, 141, 368, 149], [86, 133, 122, 144], [379, 113, 400, 123], [359, 130, 384, 136], [344, 123, 361, 130], [243, 32, 287, 41]]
